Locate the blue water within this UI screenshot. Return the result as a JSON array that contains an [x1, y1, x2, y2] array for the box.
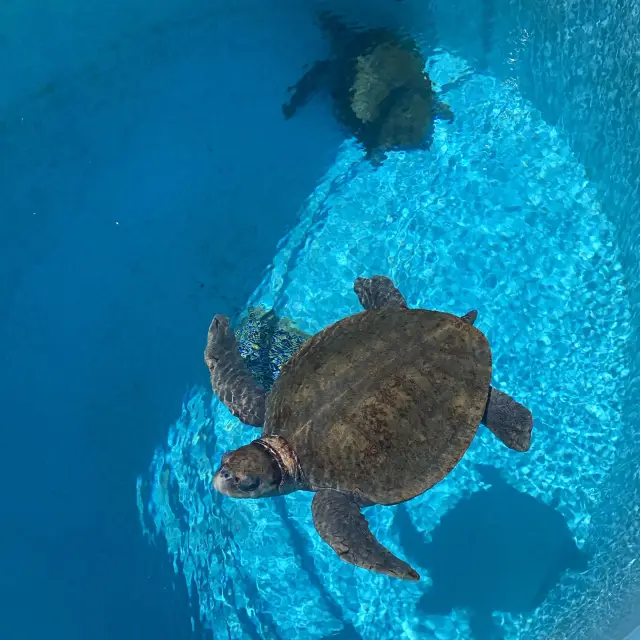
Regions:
[[0, 4, 341, 638], [3, 1, 638, 638], [137, 49, 631, 638]]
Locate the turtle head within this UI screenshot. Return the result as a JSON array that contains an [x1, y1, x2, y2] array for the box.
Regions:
[[213, 441, 286, 499]]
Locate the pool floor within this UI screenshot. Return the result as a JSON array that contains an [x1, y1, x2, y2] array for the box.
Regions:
[[137, 50, 631, 640]]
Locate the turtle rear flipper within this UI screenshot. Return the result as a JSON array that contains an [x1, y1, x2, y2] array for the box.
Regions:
[[312, 490, 420, 580], [482, 387, 533, 452], [204, 314, 266, 427]]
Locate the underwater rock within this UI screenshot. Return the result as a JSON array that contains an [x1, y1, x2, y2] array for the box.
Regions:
[[235, 305, 310, 391]]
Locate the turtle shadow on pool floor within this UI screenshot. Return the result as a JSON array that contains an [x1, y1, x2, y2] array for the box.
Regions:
[[393, 465, 590, 640]]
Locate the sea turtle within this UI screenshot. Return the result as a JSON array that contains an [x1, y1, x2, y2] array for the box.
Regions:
[[282, 11, 454, 164], [205, 276, 534, 580]]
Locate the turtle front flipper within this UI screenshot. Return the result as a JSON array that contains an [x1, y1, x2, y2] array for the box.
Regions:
[[354, 276, 478, 326], [204, 315, 266, 427], [482, 387, 533, 452], [312, 490, 420, 581], [353, 275, 408, 309], [282, 59, 333, 120]]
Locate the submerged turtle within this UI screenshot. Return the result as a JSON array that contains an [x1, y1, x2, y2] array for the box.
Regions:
[[205, 276, 534, 580], [282, 11, 454, 164]]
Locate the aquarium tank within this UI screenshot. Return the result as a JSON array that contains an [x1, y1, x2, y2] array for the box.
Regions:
[[1, 0, 639, 639]]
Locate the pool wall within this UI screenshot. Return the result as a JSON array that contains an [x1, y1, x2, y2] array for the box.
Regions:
[[499, 0, 640, 637]]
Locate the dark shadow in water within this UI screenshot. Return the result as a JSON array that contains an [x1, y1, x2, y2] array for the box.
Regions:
[[394, 465, 589, 640]]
